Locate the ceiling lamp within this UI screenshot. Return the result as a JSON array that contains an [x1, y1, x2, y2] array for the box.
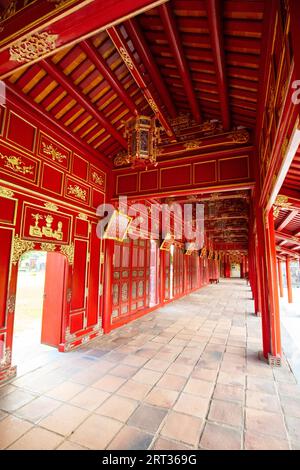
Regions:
[[124, 115, 161, 170]]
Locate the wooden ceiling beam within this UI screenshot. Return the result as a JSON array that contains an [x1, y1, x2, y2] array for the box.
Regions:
[[275, 231, 300, 246], [41, 59, 127, 149], [107, 25, 176, 139], [81, 39, 139, 116], [124, 17, 177, 119], [276, 210, 299, 231], [159, 2, 202, 123], [276, 246, 300, 259], [206, 0, 230, 131]]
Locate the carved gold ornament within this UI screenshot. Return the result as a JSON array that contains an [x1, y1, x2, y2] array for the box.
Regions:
[[40, 242, 56, 252], [42, 142, 67, 163], [68, 185, 87, 201], [78, 213, 88, 221], [119, 47, 134, 70], [44, 202, 59, 211], [91, 171, 104, 187], [0, 186, 14, 198], [29, 213, 63, 241], [60, 243, 74, 265], [148, 99, 159, 114], [12, 235, 35, 265], [9, 31, 58, 63], [114, 151, 130, 167], [229, 129, 250, 144], [0, 0, 17, 22], [0, 152, 34, 175], [6, 295, 16, 315], [184, 139, 202, 150], [273, 195, 292, 219]]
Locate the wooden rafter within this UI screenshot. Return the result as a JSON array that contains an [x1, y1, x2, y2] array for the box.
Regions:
[[81, 39, 139, 116], [276, 210, 299, 231], [159, 2, 202, 123], [205, 0, 230, 131], [124, 17, 177, 119], [107, 25, 176, 139], [42, 59, 127, 149], [275, 231, 300, 246]]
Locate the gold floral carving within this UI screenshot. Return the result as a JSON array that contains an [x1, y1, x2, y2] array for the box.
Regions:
[[0, 186, 14, 198], [44, 202, 59, 211], [78, 213, 88, 221], [148, 99, 159, 114], [184, 139, 202, 150], [60, 243, 74, 265], [29, 214, 63, 241], [91, 171, 104, 187], [12, 235, 35, 265], [68, 185, 87, 201], [114, 152, 130, 167], [229, 129, 250, 144], [119, 47, 134, 70], [9, 31, 58, 63], [42, 142, 67, 163], [273, 195, 292, 219], [40, 242, 56, 252], [0, 152, 34, 175]]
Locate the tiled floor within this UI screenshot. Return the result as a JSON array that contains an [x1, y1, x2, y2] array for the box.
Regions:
[[1, 279, 300, 450]]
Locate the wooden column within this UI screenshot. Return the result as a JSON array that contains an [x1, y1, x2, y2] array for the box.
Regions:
[[159, 249, 166, 304], [102, 239, 114, 334], [265, 208, 282, 357], [286, 257, 293, 304], [277, 260, 284, 298]]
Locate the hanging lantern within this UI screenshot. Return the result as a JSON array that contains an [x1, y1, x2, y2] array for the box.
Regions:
[[124, 115, 161, 169]]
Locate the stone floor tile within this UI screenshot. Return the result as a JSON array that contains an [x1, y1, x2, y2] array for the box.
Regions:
[[245, 408, 287, 439], [280, 396, 300, 419], [92, 374, 126, 393], [213, 383, 244, 403], [8, 426, 64, 450], [15, 395, 61, 423], [117, 380, 153, 400], [246, 390, 281, 413], [246, 376, 277, 395], [0, 415, 33, 449], [156, 374, 187, 392], [39, 403, 89, 436], [183, 378, 214, 398], [107, 426, 153, 450], [208, 399, 243, 428], [69, 415, 123, 449], [57, 440, 88, 450], [144, 387, 179, 408], [160, 411, 203, 446], [173, 392, 210, 418], [200, 422, 241, 450], [110, 364, 139, 379], [70, 387, 110, 411], [46, 381, 85, 401], [244, 431, 290, 450], [152, 437, 192, 450], [132, 368, 162, 386], [0, 389, 36, 413], [96, 395, 138, 422], [128, 404, 167, 433]]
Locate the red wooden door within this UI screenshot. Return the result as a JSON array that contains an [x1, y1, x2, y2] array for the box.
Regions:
[[41, 252, 67, 347]]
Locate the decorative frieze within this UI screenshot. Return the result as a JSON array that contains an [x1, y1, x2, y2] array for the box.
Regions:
[[42, 142, 67, 163], [60, 242, 74, 265], [9, 31, 58, 63], [44, 202, 59, 212], [12, 235, 35, 265], [0, 152, 33, 175], [0, 186, 14, 198]]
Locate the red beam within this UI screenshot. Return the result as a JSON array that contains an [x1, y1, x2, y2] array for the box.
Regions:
[[159, 2, 202, 123], [205, 0, 230, 131], [124, 17, 177, 119], [276, 210, 298, 231], [275, 230, 300, 246], [0, 0, 167, 79], [276, 246, 300, 259], [107, 26, 176, 139], [81, 40, 139, 116], [42, 59, 127, 149]]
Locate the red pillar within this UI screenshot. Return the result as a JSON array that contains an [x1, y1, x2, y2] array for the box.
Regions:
[[286, 257, 293, 304], [265, 208, 282, 357], [277, 260, 284, 298], [102, 239, 114, 334], [159, 249, 166, 303]]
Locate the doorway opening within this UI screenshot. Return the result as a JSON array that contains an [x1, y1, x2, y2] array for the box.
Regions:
[[12, 250, 67, 374], [230, 263, 241, 278]]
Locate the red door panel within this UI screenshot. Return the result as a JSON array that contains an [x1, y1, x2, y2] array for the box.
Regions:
[[41, 252, 67, 347]]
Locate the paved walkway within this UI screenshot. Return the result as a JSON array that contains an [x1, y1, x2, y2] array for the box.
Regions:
[[0, 280, 300, 450]]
